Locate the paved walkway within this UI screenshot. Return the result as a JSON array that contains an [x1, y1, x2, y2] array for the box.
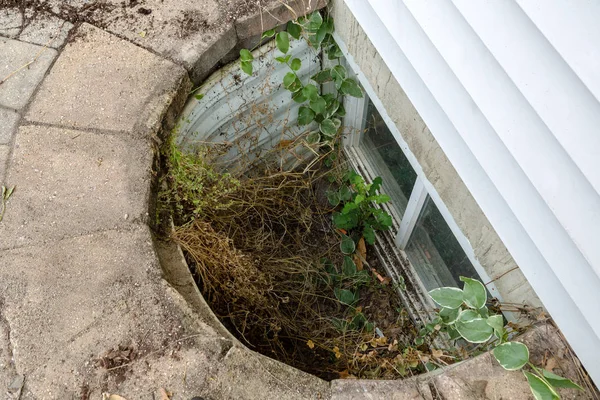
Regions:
[[0, 2, 590, 399]]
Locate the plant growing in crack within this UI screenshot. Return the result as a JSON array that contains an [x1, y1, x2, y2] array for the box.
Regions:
[[0, 185, 15, 223], [239, 10, 363, 145], [429, 277, 583, 399]]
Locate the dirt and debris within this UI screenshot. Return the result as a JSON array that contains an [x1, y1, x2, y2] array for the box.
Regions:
[[161, 136, 433, 380]]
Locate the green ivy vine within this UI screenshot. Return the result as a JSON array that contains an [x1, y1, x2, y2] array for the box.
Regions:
[[239, 10, 363, 144]]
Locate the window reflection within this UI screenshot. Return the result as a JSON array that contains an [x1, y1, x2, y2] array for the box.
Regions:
[[361, 100, 417, 217], [405, 196, 481, 291]]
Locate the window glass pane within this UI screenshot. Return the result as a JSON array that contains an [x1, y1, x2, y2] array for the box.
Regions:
[[361, 100, 417, 216], [405, 196, 481, 291]]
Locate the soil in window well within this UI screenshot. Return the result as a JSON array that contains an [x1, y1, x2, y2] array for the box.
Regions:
[[163, 144, 439, 380]]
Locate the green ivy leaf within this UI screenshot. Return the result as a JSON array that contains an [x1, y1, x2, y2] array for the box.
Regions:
[[331, 65, 347, 81], [335, 288, 358, 305], [311, 69, 332, 83], [320, 119, 337, 137], [492, 342, 529, 371], [340, 234, 355, 254], [327, 44, 344, 60], [455, 318, 494, 343], [283, 72, 296, 89], [340, 79, 363, 98], [342, 256, 357, 276], [298, 106, 316, 126], [336, 103, 346, 117], [478, 306, 490, 319], [276, 31, 290, 54], [523, 371, 560, 400], [332, 118, 341, 131], [457, 309, 479, 323], [460, 276, 487, 309], [428, 287, 463, 309], [239, 48, 253, 61], [302, 84, 319, 101], [240, 60, 253, 75], [541, 370, 583, 391], [310, 97, 326, 114], [290, 58, 302, 71], [363, 224, 375, 245], [326, 99, 340, 118], [306, 131, 320, 145], [447, 327, 462, 340], [287, 21, 302, 39], [275, 55, 291, 63], [486, 314, 505, 338], [292, 90, 307, 103], [307, 11, 323, 31], [439, 307, 460, 325], [314, 23, 328, 47], [261, 29, 276, 39]]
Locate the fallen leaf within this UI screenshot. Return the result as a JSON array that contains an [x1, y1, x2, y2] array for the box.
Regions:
[[353, 254, 363, 271], [159, 388, 170, 400], [139, 31, 146, 38], [357, 237, 367, 259], [338, 228, 347, 235], [307, 340, 315, 349], [277, 140, 294, 148], [431, 349, 444, 359], [338, 369, 350, 379], [102, 394, 128, 400], [544, 357, 558, 371]]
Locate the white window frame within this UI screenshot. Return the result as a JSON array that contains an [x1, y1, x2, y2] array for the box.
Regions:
[[333, 32, 503, 302]]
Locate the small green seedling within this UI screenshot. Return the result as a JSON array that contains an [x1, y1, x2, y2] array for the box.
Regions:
[[0, 185, 15, 222]]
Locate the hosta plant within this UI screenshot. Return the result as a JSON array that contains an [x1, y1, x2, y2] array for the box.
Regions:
[[429, 277, 583, 399]]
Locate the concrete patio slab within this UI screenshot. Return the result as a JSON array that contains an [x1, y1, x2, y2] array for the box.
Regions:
[[0, 37, 57, 110], [0, 125, 152, 250], [0, 145, 9, 183], [0, 7, 73, 49], [25, 23, 186, 134], [0, 107, 19, 145], [0, 227, 226, 398]]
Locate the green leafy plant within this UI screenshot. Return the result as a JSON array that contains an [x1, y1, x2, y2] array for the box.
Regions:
[[0, 185, 15, 222], [429, 277, 583, 399], [328, 171, 392, 245], [238, 11, 363, 144], [321, 256, 373, 333]]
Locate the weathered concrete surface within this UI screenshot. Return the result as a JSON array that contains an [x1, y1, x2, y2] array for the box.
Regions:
[[0, 125, 153, 250], [0, 7, 73, 48], [0, 227, 221, 397], [0, 107, 19, 145], [0, 37, 57, 110], [25, 24, 186, 134], [331, 379, 432, 400], [0, 145, 9, 182]]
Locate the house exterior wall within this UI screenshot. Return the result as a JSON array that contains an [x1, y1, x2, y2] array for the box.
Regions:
[[330, 0, 541, 307], [332, 0, 600, 384]]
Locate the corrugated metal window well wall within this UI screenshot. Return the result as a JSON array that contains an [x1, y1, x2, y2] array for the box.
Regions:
[[160, 37, 469, 380]]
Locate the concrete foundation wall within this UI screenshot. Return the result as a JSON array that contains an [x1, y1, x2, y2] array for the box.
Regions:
[[330, 0, 542, 308]]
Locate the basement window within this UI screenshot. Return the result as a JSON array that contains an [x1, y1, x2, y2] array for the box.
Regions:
[[341, 73, 494, 297]]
